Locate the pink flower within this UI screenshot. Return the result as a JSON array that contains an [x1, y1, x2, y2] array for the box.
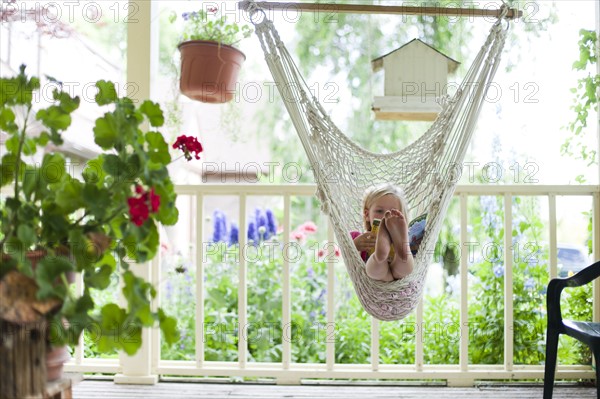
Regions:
[[298, 221, 317, 234], [318, 249, 325, 258], [334, 245, 341, 257], [291, 231, 306, 241]]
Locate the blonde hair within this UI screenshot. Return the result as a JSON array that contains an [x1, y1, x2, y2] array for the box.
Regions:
[[362, 183, 410, 231]]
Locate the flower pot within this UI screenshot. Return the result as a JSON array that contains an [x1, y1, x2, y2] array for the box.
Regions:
[[178, 40, 246, 103], [46, 344, 71, 381]]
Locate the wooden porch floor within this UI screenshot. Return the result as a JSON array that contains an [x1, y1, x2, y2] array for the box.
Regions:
[[72, 380, 597, 398]]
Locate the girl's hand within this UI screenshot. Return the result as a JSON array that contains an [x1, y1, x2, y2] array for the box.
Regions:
[[354, 232, 376, 252]]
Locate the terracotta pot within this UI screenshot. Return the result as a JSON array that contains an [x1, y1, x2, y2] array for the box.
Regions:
[[178, 40, 246, 103], [46, 345, 71, 381]]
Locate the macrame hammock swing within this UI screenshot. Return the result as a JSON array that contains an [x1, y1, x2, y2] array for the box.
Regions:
[[241, 1, 512, 321]]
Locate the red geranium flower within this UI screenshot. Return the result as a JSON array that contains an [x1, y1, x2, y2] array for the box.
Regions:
[[128, 196, 149, 226], [173, 135, 203, 161], [149, 187, 160, 212], [127, 186, 161, 226]]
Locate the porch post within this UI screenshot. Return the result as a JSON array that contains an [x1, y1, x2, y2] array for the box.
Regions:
[[114, 0, 159, 385], [594, 0, 600, 324]]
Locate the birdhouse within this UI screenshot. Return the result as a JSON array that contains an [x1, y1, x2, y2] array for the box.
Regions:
[[371, 39, 460, 121]]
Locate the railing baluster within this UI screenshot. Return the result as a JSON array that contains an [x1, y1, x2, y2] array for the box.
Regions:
[[195, 194, 204, 367], [282, 194, 292, 369], [593, 192, 600, 323], [504, 193, 513, 372], [151, 256, 160, 373], [459, 194, 469, 371], [548, 194, 557, 279], [371, 318, 379, 371], [326, 218, 336, 370], [238, 194, 248, 367], [415, 299, 424, 371], [75, 273, 84, 365]]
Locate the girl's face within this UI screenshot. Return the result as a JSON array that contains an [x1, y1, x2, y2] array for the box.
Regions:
[[364, 194, 401, 229]]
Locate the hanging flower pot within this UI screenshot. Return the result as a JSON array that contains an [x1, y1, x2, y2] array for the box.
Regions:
[[178, 40, 246, 103], [171, 6, 252, 104]]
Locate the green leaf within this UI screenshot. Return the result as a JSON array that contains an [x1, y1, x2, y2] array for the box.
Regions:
[[0, 65, 39, 106], [81, 184, 111, 219], [140, 100, 164, 127], [54, 179, 84, 213], [35, 255, 75, 299], [95, 80, 118, 105], [36, 131, 50, 146], [41, 153, 66, 185], [145, 132, 171, 165], [158, 308, 179, 344], [154, 181, 178, 225], [102, 154, 124, 176], [84, 264, 114, 290], [82, 157, 105, 185], [97, 304, 126, 353], [0, 107, 17, 133], [54, 90, 80, 113], [20, 137, 37, 156], [21, 166, 38, 199], [137, 305, 154, 325], [16, 224, 35, 248], [4, 134, 19, 153], [121, 325, 142, 355], [0, 153, 18, 187], [93, 113, 119, 149], [36, 105, 72, 131]]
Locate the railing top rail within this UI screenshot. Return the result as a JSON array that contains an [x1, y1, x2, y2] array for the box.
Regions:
[[175, 184, 600, 196]]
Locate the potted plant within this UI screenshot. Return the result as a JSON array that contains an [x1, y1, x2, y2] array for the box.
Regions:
[[0, 66, 203, 396], [171, 5, 253, 103]]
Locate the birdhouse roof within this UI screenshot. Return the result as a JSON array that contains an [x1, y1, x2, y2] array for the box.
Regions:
[[371, 38, 460, 74], [0, 270, 61, 325]]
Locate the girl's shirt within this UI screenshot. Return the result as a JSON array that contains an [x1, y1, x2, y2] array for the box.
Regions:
[[350, 231, 368, 262]]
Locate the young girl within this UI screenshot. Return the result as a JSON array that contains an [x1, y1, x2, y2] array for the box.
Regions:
[[351, 184, 414, 282]]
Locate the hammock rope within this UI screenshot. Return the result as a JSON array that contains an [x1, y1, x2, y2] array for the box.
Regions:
[[245, 1, 509, 320]]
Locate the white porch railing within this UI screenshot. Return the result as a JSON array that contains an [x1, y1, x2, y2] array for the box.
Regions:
[[64, 184, 600, 386]]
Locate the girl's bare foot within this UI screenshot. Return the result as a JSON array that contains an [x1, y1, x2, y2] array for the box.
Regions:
[[385, 209, 409, 259], [374, 216, 392, 262]]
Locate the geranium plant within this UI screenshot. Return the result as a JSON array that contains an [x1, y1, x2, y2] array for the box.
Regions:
[[171, 6, 253, 47], [0, 65, 202, 354]]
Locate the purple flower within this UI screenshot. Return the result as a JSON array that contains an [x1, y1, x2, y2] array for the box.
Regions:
[[165, 280, 173, 300], [307, 267, 314, 278], [493, 264, 504, 278], [480, 196, 500, 228], [317, 288, 326, 301], [247, 221, 258, 244], [258, 214, 267, 231], [182, 12, 189, 20], [266, 209, 277, 237], [524, 277, 535, 290], [229, 223, 239, 245], [212, 210, 228, 243]]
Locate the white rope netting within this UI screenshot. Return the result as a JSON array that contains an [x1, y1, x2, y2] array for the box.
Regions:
[[245, 2, 508, 320]]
